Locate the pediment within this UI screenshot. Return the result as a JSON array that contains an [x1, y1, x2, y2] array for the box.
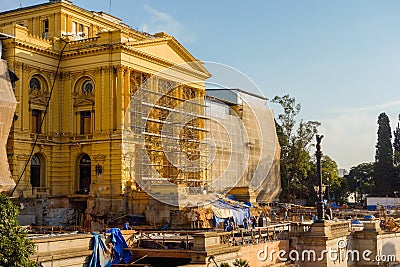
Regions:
[[74, 97, 94, 107], [130, 36, 210, 78], [29, 96, 48, 106]]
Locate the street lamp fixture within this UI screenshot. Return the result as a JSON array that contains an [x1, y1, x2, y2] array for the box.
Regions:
[[95, 164, 103, 176], [316, 134, 325, 222]]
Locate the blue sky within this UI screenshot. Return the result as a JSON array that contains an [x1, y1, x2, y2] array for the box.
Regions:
[[2, 0, 400, 170]]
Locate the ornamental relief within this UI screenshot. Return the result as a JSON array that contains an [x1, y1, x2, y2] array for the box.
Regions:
[[22, 63, 31, 71], [41, 70, 53, 81], [28, 75, 49, 106], [73, 77, 95, 107], [69, 72, 81, 83], [12, 61, 22, 70]]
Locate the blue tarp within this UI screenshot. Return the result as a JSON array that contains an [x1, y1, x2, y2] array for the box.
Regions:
[[364, 215, 375, 220], [227, 195, 236, 200], [88, 233, 112, 267], [331, 202, 340, 208], [106, 228, 132, 264], [211, 199, 250, 226], [243, 202, 252, 207], [214, 215, 225, 227]]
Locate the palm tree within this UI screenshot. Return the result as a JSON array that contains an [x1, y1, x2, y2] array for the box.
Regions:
[[232, 258, 250, 267]]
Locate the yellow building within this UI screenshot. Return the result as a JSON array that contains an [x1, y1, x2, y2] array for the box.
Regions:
[[0, 0, 210, 228]]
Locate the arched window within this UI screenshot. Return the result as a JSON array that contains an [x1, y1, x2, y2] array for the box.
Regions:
[[30, 154, 42, 188], [81, 80, 94, 94], [78, 154, 91, 194], [29, 77, 41, 91]]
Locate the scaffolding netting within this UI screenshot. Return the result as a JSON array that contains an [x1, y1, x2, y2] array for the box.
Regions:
[[122, 64, 281, 207], [0, 59, 17, 192], [206, 90, 281, 203]]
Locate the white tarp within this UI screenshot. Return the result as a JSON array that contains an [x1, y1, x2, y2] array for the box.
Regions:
[[0, 59, 17, 192]]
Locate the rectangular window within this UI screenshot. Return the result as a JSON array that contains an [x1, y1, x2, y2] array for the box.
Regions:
[[72, 22, 77, 33], [80, 111, 91, 134], [79, 24, 84, 33], [32, 109, 42, 134], [42, 19, 49, 38], [43, 19, 49, 32]]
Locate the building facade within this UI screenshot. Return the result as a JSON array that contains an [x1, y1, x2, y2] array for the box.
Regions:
[[1, 0, 210, 228]]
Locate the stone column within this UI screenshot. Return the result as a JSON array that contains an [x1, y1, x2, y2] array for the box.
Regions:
[[94, 67, 102, 133]]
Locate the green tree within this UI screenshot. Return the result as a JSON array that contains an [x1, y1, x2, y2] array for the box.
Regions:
[[346, 162, 374, 202], [320, 155, 347, 203], [271, 95, 320, 202], [393, 114, 400, 190], [374, 112, 395, 196], [232, 258, 250, 267], [0, 194, 36, 267]]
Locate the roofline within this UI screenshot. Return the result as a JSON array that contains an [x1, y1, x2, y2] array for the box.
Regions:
[[169, 36, 211, 77], [0, 1, 55, 16], [206, 88, 268, 101], [205, 95, 237, 106], [0, 1, 150, 39], [130, 36, 211, 78], [0, 33, 16, 40]]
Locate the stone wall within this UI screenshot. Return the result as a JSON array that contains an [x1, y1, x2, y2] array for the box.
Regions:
[[292, 220, 400, 267], [353, 221, 400, 266], [31, 233, 93, 267], [240, 240, 289, 267]]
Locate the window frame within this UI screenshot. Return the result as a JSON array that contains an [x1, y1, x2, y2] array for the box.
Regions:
[[80, 111, 92, 134], [31, 109, 42, 134]]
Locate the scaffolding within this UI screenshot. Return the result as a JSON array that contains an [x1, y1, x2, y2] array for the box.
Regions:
[[123, 71, 210, 207], [205, 98, 249, 194], [0, 59, 17, 192], [122, 71, 281, 207]]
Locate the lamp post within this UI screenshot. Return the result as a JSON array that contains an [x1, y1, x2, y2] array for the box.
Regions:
[[316, 134, 325, 222]]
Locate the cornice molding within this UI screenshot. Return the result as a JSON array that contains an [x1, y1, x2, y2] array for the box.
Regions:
[[59, 3, 149, 40], [122, 45, 210, 80], [14, 40, 59, 57], [61, 43, 209, 80]]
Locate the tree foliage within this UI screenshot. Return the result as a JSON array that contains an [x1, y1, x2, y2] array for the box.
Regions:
[[393, 115, 400, 189], [393, 115, 400, 162], [346, 162, 374, 202], [271, 95, 320, 201], [232, 258, 250, 267], [374, 112, 395, 196], [0, 194, 36, 267], [321, 155, 347, 203]]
